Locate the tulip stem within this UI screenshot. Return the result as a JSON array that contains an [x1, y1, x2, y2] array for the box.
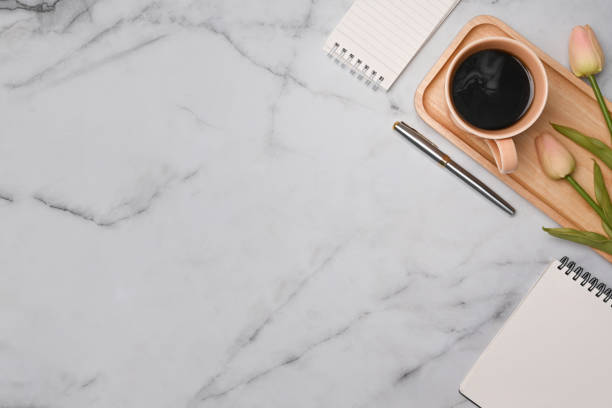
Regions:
[[587, 75, 612, 143], [565, 174, 604, 219]]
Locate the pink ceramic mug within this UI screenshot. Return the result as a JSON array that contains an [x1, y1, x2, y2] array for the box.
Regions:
[[444, 37, 549, 174]]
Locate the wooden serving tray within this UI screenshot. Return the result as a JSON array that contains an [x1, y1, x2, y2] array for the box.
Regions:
[[415, 15, 612, 263]]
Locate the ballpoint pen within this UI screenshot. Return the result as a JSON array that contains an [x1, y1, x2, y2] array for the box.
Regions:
[[393, 121, 516, 216]]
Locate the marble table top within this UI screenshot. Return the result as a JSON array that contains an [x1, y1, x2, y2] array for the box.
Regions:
[[1, 0, 611, 407]]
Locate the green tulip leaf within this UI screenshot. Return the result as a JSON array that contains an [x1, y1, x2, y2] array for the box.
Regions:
[[602, 221, 612, 238], [551, 123, 612, 170], [593, 160, 612, 227], [565, 175, 604, 219], [543, 227, 612, 255]]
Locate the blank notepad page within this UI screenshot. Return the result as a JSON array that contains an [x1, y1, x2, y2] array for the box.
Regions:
[[460, 260, 612, 407], [324, 0, 461, 90]]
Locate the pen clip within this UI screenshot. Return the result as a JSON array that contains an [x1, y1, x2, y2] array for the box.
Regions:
[[396, 121, 440, 149]]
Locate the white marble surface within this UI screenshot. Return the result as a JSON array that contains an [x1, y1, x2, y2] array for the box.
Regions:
[[1, 0, 611, 407]]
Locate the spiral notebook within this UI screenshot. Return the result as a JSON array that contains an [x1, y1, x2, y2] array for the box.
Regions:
[[460, 257, 612, 408], [323, 0, 461, 91]]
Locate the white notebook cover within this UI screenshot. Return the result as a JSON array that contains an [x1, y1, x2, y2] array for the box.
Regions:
[[323, 0, 461, 90], [460, 259, 612, 408]]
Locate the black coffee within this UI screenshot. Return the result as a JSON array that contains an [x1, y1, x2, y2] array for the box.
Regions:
[[451, 49, 533, 130]]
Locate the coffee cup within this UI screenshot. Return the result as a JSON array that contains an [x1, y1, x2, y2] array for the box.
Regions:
[[444, 37, 548, 174]]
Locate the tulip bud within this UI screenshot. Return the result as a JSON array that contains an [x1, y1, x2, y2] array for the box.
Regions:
[[569, 25, 604, 77], [535, 132, 576, 179]]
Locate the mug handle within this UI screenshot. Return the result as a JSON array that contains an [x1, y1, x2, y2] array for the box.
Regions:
[[484, 138, 518, 174]]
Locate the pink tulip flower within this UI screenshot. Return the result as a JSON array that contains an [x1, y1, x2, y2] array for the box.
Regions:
[[535, 133, 575, 179], [569, 25, 604, 77], [568, 25, 612, 142]]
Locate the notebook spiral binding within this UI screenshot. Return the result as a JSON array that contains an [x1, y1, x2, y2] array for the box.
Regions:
[[327, 42, 385, 91], [558, 256, 612, 306]]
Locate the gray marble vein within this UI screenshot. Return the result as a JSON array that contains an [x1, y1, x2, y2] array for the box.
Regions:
[[192, 235, 356, 402], [0, 0, 60, 12]]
